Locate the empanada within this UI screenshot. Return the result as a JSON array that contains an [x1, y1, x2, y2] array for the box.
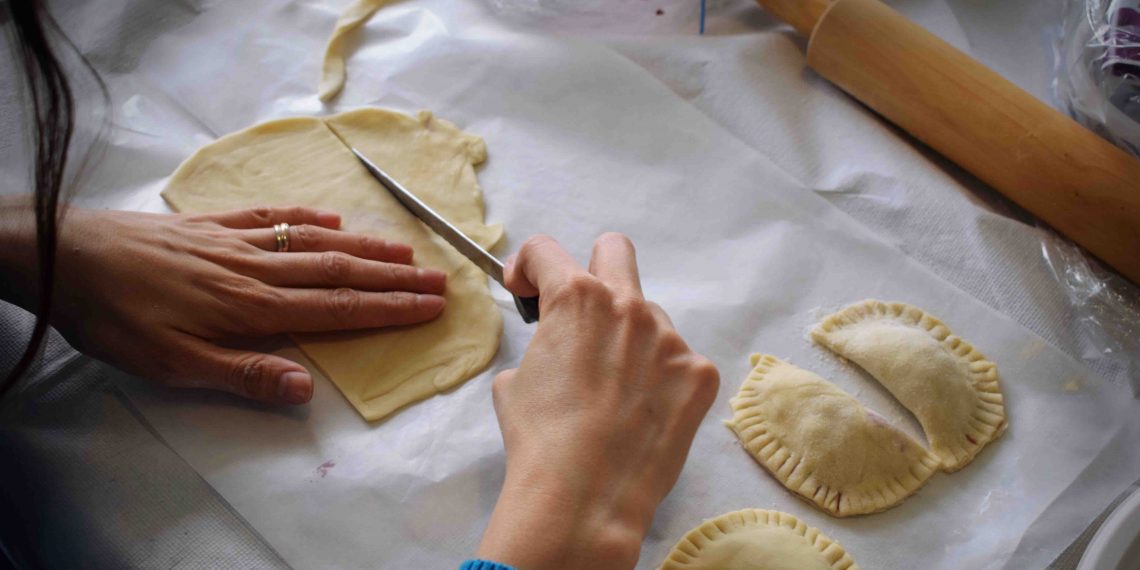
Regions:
[[811, 300, 1006, 471], [728, 355, 939, 517], [660, 508, 859, 570]]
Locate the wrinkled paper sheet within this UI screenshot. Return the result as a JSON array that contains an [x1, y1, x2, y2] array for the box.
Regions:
[[72, 0, 1140, 568]]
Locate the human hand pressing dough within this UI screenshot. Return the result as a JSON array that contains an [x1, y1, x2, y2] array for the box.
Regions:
[[25, 206, 447, 405]]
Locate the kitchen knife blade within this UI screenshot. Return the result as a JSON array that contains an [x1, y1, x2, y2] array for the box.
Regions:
[[350, 147, 539, 323]]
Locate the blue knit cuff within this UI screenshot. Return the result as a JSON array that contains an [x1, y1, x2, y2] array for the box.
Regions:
[[459, 560, 517, 570]]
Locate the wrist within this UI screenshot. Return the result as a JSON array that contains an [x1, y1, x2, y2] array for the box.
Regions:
[[476, 463, 643, 570], [0, 196, 42, 310]]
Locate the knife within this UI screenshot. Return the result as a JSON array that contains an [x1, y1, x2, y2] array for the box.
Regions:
[[350, 148, 540, 323]]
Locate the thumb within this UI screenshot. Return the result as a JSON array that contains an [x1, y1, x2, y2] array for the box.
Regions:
[[178, 338, 314, 405]]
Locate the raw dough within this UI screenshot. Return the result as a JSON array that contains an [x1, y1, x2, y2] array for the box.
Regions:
[[728, 355, 939, 517], [162, 108, 503, 421], [811, 299, 1007, 472], [659, 508, 859, 570], [318, 0, 392, 101]]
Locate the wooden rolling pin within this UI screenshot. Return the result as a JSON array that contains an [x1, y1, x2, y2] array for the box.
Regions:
[[758, 0, 1140, 285]]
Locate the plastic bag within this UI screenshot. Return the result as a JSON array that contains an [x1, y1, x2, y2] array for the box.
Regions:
[[1041, 232, 1140, 392], [1057, 0, 1140, 154], [1051, 0, 1140, 390]]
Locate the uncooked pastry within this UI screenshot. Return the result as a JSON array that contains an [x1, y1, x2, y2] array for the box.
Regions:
[[319, 0, 392, 101], [659, 508, 859, 570], [162, 108, 503, 421], [811, 299, 1007, 472], [728, 355, 939, 517]]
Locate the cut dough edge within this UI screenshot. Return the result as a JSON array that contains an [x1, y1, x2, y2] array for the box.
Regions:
[[728, 355, 940, 517], [811, 299, 1007, 472], [318, 0, 394, 101], [161, 108, 502, 421], [659, 508, 860, 570]]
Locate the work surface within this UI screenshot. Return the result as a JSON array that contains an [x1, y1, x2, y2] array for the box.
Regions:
[[3, 0, 1139, 568]]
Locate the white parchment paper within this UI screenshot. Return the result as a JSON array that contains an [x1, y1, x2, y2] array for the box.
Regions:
[[57, 0, 1139, 568]]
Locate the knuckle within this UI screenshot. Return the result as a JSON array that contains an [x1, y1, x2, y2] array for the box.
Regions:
[[229, 353, 272, 396], [293, 224, 320, 250], [688, 356, 721, 394], [359, 235, 383, 255], [519, 234, 558, 259], [211, 247, 257, 272], [232, 278, 277, 310], [247, 206, 274, 224], [553, 274, 606, 301], [380, 262, 405, 286], [319, 251, 352, 283], [209, 274, 277, 316], [325, 288, 361, 322], [658, 329, 689, 355], [612, 295, 647, 319]]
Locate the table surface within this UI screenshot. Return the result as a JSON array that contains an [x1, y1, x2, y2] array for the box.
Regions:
[[0, 0, 1136, 568]]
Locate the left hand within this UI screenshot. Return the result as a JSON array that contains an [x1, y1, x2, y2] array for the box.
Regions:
[[24, 206, 447, 405]]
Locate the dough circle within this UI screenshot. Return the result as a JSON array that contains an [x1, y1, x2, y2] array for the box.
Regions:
[[659, 508, 859, 570], [162, 108, 503, 421]]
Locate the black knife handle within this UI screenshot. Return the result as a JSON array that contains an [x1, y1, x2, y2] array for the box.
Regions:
[[513, 295, 540, 323]]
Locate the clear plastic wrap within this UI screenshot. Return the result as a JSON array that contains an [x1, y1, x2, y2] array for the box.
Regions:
[[1041, 231, 1140, 392], [1057, 0, 1140, 154], [1051, 0, 1140, 390]]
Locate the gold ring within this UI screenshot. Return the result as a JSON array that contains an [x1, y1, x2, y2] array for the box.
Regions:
[[273, 222, 290, 252]]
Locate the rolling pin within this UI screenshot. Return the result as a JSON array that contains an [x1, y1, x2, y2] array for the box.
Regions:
[[758, 0, 1140, 285]]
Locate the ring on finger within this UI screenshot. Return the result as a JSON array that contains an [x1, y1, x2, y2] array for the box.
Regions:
[[273, 222, 290, 252]]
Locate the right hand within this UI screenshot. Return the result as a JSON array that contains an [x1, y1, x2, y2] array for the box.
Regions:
[[475, 233, 720, 570]]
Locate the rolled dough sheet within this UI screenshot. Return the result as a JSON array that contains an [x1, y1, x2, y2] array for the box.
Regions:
[[161, 108, 504, 421]]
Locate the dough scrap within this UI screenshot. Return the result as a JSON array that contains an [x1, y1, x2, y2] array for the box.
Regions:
[[318, 0, 393, 102], [728, 355, 939, 517], [811, 299, 1006, 472], [659, 508, 859, 570], [162, 108, 503, 421]]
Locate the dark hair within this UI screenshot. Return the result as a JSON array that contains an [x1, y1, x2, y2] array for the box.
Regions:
[[1, 0, 105, 393]]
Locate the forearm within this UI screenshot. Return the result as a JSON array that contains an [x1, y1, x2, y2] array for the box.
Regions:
[[0, 195, 42, 311]]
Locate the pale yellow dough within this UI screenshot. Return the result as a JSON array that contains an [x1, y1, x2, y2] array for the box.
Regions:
[[811, 299, 1007, 471], [162, 108, 503, 421], [728, 355, 939, 517], [318, 0, 393, 101], [659, 509, 859, 570]]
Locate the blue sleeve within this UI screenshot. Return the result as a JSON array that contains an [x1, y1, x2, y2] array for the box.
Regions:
[[459, 560, 517, 570]]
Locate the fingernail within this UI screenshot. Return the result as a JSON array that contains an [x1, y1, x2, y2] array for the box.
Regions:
[[416, 268, 447, 292], [278, 371, 312, 404], [504, 253, 518, 270], [387, 242, 414, 263], [417, 294, 446, 316], [315, 210, 341, 228]]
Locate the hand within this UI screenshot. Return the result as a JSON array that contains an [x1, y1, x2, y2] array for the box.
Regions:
[[475, 234, 720, 570], [13, 205, 447, 405]]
